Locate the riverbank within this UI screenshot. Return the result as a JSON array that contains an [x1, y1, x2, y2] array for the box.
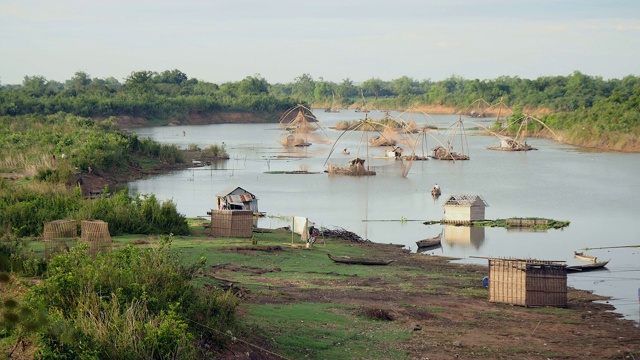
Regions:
[[7, 227, 638, 358], [139, 228, 640, 358]]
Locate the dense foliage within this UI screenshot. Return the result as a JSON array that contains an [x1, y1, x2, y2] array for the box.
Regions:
[[2, 70, 637, 150], [267, 72, 639, 113], [6, 237, 239, 359], [0, 70, 297, 120], [0, 112, 183, 174], [0, 113, 192, 237], [0, 182, 189, 237]]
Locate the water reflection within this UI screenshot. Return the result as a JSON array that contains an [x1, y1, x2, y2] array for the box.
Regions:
[[443, 225, 485, 249]]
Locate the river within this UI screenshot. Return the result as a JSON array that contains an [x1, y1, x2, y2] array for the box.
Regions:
[[128, 110, 640, 324]]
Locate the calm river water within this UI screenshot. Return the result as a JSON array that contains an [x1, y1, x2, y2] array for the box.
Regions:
[[128, 110, 640, 323]]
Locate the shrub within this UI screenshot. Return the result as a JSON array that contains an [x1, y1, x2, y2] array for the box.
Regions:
[[201, 144, 229, 159], [26, 237, 239, 358]]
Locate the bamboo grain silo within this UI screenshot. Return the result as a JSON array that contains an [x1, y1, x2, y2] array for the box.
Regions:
[[488, 258, 567, 307], [43, 220, 78, 259], [81, 220, 112, 257]]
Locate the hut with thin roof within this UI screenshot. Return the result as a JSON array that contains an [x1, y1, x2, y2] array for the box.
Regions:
[[215, 186, 259, 213], [442, 194, 488, 224], [211, 186, 257, 238]]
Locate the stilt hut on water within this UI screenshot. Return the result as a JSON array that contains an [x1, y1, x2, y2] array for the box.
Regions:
[[488, 258, 567, 307], [216, 186, 259, 214], [442, 194, 488, 224]]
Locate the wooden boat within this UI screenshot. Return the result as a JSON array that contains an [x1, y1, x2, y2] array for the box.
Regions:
[[327, 253, 394, 265], [416, 233, 442, 249], [574, 251, 597, 263], [567, 259, 610, 272]]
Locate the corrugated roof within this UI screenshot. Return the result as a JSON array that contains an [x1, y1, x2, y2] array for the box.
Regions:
[[216, 186, 255, 198], [443, 194, 489, 207]]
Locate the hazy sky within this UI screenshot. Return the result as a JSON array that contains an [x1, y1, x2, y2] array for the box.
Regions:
[[1, 0, 639, 85]]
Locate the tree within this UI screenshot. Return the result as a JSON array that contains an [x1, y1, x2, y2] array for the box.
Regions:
[[268, 83, 292, 98], [336, 78, 357, 99], [124, 71, 157, 95], [313, 81, 333, 101], [154, 69, 188, 85], [390, 76, 416, 97], [22, 76, 48, 97], [361, 78, 384, 99], [66, 71, 91, 93], [291, 74, 315, 101], [238, 75, 269, 96]]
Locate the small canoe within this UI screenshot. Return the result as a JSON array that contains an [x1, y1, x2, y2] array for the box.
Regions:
[[567, 259, 610, 273], [417, 243, 442, 253], [416, 233, 442, 248], [327, 253, 394, 265], [574, 251, 597, 263]]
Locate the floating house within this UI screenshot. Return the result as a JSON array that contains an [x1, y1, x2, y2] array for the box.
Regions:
[[216, 186, 259, 214], [442, 194, 488, 224], [488, 258, 567, 307]]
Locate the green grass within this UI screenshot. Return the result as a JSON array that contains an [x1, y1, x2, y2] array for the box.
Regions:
[[111, 230, 482, 358], [245, 302, 410, 359], [12, 227, 493, 358]]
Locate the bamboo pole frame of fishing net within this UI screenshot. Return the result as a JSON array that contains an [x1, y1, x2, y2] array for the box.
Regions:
[[81, 220, 112, 257], [43, 220, 78, 259]]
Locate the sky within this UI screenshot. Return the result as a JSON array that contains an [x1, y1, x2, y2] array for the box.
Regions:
[[1, 0, 639, 85]]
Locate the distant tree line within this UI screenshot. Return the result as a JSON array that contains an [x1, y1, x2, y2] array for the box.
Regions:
[[2, 69, 636, 115], [0, 70, 298, 120], [1, 70, 638, 147]]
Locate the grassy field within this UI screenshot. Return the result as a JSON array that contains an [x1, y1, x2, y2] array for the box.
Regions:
[[12, 222, 640, 359], [106, 227, 422, 358]]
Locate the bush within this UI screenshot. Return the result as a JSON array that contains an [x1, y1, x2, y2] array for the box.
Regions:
[[0, 184, 189, 237], [26, 237, 239, 358], [201, 144, 229, 159]]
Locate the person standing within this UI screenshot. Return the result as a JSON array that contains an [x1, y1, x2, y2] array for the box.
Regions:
[[306, 225, 318, 249]]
